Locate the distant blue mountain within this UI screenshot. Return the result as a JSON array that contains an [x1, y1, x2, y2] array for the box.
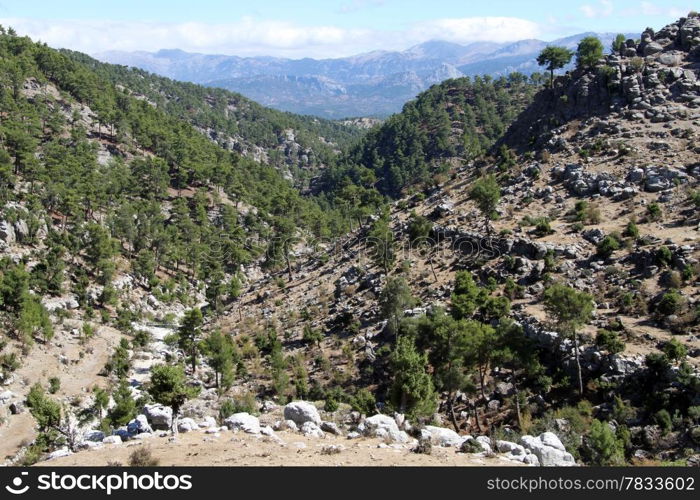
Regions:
[[96, 32, 637, 119]]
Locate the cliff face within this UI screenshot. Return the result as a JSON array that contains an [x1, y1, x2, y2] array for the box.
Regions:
[[501, 15, 700, 153]]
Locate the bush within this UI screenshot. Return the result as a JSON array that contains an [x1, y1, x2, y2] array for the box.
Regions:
[[596, 329, 625, 354], [647, 203, 662, 221], [219, 392, 259, 421], [349, 388, 377, 416], [654, 409, 672, 434], [532, 217, 553, 236], [584, 419, 625, 465], [128, 446, 159, 466], [597, 235, 621, 258], [324, 397, 339, 413], [656, 246, 673, 267], [48, 377, 61, 395], [662, 338, 687, 362], [656, 289, 683, 316], [623, 221, 639, 239]]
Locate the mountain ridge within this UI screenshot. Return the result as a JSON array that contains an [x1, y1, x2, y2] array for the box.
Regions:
[[96, 32, 636, 118]]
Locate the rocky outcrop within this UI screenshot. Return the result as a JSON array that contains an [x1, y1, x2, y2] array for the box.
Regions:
[[358, 414, 410, 443], [283, 401, 322, 426], [520, 432, 577, 466], [224, 413, 261, 434], [501, 15, 700, 153], [144, 404, 173, 430]]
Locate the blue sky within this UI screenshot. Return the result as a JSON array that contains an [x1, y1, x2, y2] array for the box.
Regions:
[[0, 0, 693, 57]]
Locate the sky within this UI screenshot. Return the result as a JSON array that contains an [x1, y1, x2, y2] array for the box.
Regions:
[[0, 0, 693, 58]]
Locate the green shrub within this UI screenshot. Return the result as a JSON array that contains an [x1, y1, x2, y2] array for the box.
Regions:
[[584, 419, 625, 465], [349, 388, 377, 416], [656, 289, 683, 316], [647, 203, 662, 221], [656, 246, 673, 267], [623, 221, 639, 239], [597, 235, 620, 258], [662, 338, 687, 362], [596, 329, 625, 354], [48, 377, 61, 395], [654, 409, 672, 434]]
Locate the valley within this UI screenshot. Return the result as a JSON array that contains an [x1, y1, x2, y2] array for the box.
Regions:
[[1, 14, 700, 469]]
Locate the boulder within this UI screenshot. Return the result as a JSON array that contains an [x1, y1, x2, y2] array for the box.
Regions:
[[643, 41, 664, 55], [261, 400, 277, 413], [321, 421, 342, 435], [0, 220, 16, 245], [224, 412, 261, 434], [144, 404, 173, 429], [360, 414, 409, 443], [520, 433, 576, 466], [260, 426, 276, 437], [82, 430, 105, 442], [476, 435, 493, 453], [283, 401, 321, 426], [198, 416, 217, 429], [102, 435, 123, 445], [0, 390, 14, 404], [423, 425, 465, 447], [47, 447, 72, 460], [127, 414, 153, 435], [177, 417, 198, 433], [301, 421, 325, 438]]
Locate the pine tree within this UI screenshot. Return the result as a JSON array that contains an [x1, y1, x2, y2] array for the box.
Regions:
[[148, 364, 200, 433], [544, 284, 594, 396], [178, 308, 203, 373], [536, 46, 574, 87], [389, 336, 436, 419]]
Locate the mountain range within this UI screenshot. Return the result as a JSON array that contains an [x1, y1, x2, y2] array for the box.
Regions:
[[95, 32, 635, 119]]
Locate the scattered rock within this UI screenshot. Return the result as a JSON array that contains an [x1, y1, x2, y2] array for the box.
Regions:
[[284, 401, 322, 426], [224, 413, 261, 434]]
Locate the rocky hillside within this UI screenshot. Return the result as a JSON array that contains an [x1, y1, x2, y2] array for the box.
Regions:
[[2, 16, 700, 468], [323, 73, 537, 197], [63, 50, 365, 189]]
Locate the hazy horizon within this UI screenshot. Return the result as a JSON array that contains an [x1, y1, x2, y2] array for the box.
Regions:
[[0, 0, 692, 59]]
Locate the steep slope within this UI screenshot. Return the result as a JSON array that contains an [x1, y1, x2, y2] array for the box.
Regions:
[[501, 19, 700, 153], [326, 73, 537, 197], [62, 50, 364, 189]]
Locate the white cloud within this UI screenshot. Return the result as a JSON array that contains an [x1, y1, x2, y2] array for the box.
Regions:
[[580, 0, 614, 19], [0, 15, 542, 58], [410, 17, 541, 44], [639, 1, 689, 17]]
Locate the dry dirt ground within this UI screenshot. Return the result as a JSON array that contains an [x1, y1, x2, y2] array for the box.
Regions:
[[36, 429, 519, 467], [0, 322, 123, 462]]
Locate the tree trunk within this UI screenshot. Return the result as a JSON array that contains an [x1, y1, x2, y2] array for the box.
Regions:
[[512, 370, 522, 430], [472, 400, 482, 433], [574, 332, 584, 397], [448, 394, 459, 433], [172, 410, 179, 436], [428, 251, 438, 283], [479, 366, 487, 400], [285, 249, 293, 281]]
